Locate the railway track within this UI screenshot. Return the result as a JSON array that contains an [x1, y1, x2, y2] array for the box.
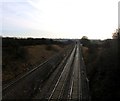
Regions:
[[34, 41, 90, 100], [2, 44, 74, 100], [2, 41, 90, 100], [47, 44, 76, 100]]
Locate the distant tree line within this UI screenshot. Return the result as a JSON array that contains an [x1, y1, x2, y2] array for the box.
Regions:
[[2, 37, 73, 47]]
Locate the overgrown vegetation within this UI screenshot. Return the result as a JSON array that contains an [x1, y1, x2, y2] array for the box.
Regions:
[[81, 37, 119, 100], [2, 37, 73, 84]]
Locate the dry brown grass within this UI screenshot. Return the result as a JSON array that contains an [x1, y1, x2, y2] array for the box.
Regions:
[[25, 45, 64, 65], [3, 44, 65, 84]]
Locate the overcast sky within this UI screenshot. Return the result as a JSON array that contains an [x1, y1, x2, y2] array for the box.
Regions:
[[1, 0, 119, 39]]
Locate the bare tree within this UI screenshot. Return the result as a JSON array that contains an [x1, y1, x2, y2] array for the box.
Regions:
[[112, 28, 120, 39]]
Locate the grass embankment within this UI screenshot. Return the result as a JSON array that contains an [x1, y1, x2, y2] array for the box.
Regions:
[[2, 38, 71, 85], [81, 39, 119, 100]]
